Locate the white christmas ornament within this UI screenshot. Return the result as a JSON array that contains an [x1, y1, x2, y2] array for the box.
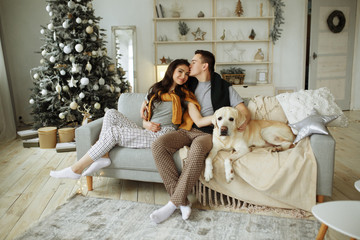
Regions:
[[70, 101, 78, 110], [79, 92, 85, 98], [68, 76, 78, 88], [76, 17, 82, 24], [80, 77, 89, 85], [40, 29, 45, 34], [88, 19, 93, 24], [41, 89, 48, 96], [59, 43, 65, 48], [64, 45, 72, 54], [62, 85, 69, 92], [33, 73, 39, 80], [47, 23, 54, 31], [69, 55, 75, 63], [99, 77, 105, 85], [75, 44, 83, 53], [62, 21, 70, 29], [71, 63, 80, 73], [29, 99, 35, 104], [60, 70, 66, 75], [40, 59, 45, 64], [91, 50, 97, 56], [46, 5, 51, 12], [50, 56, 56, 63], [49, 12, 53, 17], [115, 87, 121, 92], [86, 26, 93, 34], [94, 102, 101, 109], [93, 84, 99, 90], [41, 50, 47, 56], [59, 112, 66, 119], [87, 2, 93, 9], [56, 83, 61, 93], [85, 61, 92, 72], [68, 0, 76, 9], [91, 36, 97, 41]]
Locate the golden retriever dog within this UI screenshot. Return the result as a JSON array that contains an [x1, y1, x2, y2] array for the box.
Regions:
[[204, 107, 295, 183]]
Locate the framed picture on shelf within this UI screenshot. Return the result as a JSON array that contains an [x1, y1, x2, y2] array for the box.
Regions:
[[256, 69, 268, 84]]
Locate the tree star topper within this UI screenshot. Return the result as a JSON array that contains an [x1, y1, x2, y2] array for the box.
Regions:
[[192, 27, 206, 41]]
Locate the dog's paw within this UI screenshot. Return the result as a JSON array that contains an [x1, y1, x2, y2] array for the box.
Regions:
[[204, 165, 213, 182], [225, 169, 234, 183]]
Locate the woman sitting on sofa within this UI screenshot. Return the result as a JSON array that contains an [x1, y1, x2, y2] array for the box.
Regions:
[[50, 59, 200, 179]]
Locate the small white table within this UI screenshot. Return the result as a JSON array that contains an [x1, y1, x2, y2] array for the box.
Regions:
[[312, 200, 360, 240], [355, 180, 360, 192]]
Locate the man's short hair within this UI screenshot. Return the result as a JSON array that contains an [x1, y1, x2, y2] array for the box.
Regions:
[[195, 50, 215, 73]]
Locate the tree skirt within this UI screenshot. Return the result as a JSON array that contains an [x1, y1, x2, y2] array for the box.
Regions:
[[15, 195, 321, 240]]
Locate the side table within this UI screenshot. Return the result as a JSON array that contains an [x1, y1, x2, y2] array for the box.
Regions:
[[312, 200, 360, 240]]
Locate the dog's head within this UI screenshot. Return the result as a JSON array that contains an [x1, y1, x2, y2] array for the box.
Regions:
[[212, 107, 246, 136]]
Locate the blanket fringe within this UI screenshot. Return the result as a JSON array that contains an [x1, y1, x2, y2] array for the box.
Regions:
[[192, 180, 311, 219]]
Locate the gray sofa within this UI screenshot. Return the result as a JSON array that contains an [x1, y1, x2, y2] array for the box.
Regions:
[[75, 93, 335, 201]]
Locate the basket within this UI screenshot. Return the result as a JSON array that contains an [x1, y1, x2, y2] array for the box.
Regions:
[[222, 74, 245, 85], [38, 127, 57, 149], [58, 127, 75, 143]]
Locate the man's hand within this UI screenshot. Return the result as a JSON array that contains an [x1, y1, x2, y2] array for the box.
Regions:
[[140, 101, 149, 120], [143, 121, 161, 132]]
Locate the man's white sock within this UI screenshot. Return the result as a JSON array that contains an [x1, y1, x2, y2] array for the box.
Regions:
[[82, 158, 111, 176], [180, 205, 192, 220], [150, 201, 176, 224], [50, 167, 81, 179]]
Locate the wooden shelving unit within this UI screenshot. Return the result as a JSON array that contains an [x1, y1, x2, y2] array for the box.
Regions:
[[153, 0, 275, 97]]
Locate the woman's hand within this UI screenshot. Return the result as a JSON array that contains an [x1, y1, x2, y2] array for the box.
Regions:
[[143, 120, 161, 132], [140, 101, 149, 120]]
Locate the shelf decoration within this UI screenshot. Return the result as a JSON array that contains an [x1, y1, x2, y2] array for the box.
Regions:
[[220, 67, 246, 85], [269, 0, 285, 43], [235, 0, 244, 17], [220, 29, 226, 40], [249, 29, 256, 40], [192, 27, 207, 41], [254, 48, 265, 62], [197, 11, 205, 18], [170, 1, 183, 18], [225, 44, 245, 61], [160, 56, 167, 64], [256, 69, 268, 84], [178, 21, 189, 41]]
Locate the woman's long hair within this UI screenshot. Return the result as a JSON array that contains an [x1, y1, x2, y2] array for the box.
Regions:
[[147, 59, 190, 112]]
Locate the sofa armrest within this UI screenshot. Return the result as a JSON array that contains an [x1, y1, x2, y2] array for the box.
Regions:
[[75, 118, 103, 160], [310, 133, 336, 196]]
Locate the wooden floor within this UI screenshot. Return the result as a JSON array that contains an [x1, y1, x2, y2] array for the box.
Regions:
[[1, 111, 359, 240]]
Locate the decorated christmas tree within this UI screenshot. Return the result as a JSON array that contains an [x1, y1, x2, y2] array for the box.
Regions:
[[29, 0, 130, 129]]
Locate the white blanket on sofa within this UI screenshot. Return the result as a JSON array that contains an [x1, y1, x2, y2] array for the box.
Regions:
[[182, 96, 317, 211]]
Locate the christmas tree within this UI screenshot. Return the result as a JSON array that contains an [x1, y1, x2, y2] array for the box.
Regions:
[[29, 0, 130, 129]]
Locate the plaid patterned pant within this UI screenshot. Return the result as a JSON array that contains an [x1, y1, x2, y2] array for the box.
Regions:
[[151, 128, 212, 206], [88, 109, 175, 161]]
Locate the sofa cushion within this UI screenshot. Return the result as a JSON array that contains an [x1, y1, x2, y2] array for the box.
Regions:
[[118, 93, 147, 127]]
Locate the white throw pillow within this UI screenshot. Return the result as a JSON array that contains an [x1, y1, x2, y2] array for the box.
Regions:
[[275, 87, 348, 131]]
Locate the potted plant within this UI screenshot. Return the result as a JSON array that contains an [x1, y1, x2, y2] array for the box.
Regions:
[[220, 67, 246, 85], [178, 21, 189, 41]]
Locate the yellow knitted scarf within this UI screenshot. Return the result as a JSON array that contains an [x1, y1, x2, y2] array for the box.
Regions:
[[147, 89, 200, 130]]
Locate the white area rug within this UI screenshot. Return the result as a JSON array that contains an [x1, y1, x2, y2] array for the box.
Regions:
[[16, 195, 320, 240]]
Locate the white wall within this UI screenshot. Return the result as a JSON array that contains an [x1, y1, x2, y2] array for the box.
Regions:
[[0, 0, 359, 125]]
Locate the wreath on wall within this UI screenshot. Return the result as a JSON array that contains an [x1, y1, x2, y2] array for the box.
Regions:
[[327, 10, 346, 33]]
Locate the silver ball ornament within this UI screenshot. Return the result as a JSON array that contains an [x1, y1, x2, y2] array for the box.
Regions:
[[94, 102, 101, 109], [93, 84, 99, 90], [70, 101, 78, 110], [59, 112, 66, 119], [75, 44, 83, 53], [79, 92, 85, 99], [80, 77, 89, 85], [29, 99, 35, 104]]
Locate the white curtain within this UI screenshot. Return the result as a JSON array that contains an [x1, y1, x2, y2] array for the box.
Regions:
[[0, 37, 16, 142]]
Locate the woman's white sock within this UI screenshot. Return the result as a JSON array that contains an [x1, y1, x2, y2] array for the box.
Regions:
[[180, 205, 192, 220], [82, 158, 111, 176], [50, 167, 81, 179], [150, 201, 176, 224]]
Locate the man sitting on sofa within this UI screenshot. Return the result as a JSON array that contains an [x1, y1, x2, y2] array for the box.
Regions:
[[149, 50, 251, 223]]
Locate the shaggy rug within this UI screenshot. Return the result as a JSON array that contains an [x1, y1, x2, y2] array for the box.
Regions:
[[16, 195, 321, 240]]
